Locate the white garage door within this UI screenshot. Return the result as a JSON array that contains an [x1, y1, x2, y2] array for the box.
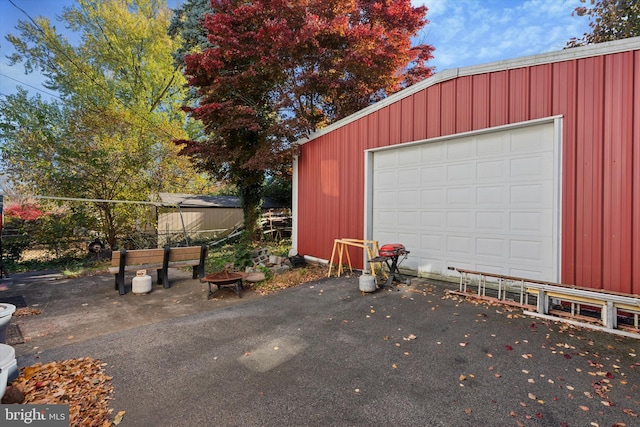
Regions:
[[369, 120, 560, 282]]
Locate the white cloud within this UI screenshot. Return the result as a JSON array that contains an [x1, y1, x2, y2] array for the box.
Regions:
[[415, 0, 592, 71]]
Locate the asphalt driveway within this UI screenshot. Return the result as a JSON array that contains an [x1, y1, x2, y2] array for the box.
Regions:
[[3, 270, 640, 426]]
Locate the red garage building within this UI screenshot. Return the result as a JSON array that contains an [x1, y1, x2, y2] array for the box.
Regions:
[[292, 37, 640, 295]]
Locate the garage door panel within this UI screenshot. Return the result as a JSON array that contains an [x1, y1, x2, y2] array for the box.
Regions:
[[447, 187, 475, 205], [397, 232, 420, 250], [510, 153, 554, 179], [476, 237, 506, 257], [417, 258, 444, 274], [476, 211, 507, 231], [477, 160, 506, 180], [447, 235, 474, 254], [421, 234, 444, 250], [375, 151, 398, 168], [420, 189, 444, 206], [398, 147, 422, 165], [398, 189, 420, 207], [510, 182, 553, 206], [374, 170, 397, 189], [447, 138, 475, 159], [371, 121, 558, 282], [446, 211, 474, 229], [474, 263, 510, 276], [398, 210, 419, 226], [447, 162, 475, 182], [421, 211, 444, 228], [510, 211, 552, 234], [374, 191, 399, 208], [510, 125, 554, 152], [421, 143, 445, 162], [476, 132, 510, 155], [398, 167, 419, 185], [375, 210, 397, 226], [477, 186, 507, 205], [509, 239, 544, 261], [421, 166, 445, 184]]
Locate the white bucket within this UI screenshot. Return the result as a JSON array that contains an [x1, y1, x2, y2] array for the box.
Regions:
[[0, 303, 16, 344], [359, 273, 376, 293], [0, 343, 18, 399]]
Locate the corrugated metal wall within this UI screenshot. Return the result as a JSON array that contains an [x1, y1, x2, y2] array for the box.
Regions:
[[158, 208, 243, 245], [297, 48, 640, 294]]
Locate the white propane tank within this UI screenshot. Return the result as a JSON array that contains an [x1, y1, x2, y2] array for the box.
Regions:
[[132, 270, 152, 295], [359, 272, 376, 293]]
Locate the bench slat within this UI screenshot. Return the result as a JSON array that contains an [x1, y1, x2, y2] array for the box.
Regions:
[[111, 245, 207, 295], [168, 247, 203, 262]]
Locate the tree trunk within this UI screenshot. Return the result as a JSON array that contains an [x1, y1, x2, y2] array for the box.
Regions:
[[238, 169, 265, 242], [97, 203, 117, 249]]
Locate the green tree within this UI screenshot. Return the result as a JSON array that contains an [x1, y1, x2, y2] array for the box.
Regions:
[[1, 0, 208, 247], [567, 0, 640, 46], [173, 0, 434, 240]]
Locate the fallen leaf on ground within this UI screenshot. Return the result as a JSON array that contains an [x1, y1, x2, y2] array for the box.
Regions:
[[10, 357, 117, 426], [13, 307, 42, 317], [113, 411, 126, 425]]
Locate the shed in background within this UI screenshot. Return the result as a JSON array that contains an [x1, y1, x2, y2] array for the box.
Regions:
[[158, 193, 290, 245]]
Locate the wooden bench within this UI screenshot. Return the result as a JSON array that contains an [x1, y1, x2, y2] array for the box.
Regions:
[[109, 245, 208, 295]]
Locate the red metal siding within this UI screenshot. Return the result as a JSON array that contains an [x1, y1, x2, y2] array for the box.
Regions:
[[509, 67, 530, 123], [297, 48, 640, 294], [389, 102, 402, 146], [456, 76, 473, 133], [440, 79, 457, 135], [603, 53, 634, 292], [530, 65, 552, 119], [401, 97, 414, 143], [489, 72, 509, 127], [633, 51, 640, 294], [413, 90, 427, 140], [575, 56, 605, 288], [425, 85, 441, 139], [472, 74, 490, 129], [552, 60, 578, 286]]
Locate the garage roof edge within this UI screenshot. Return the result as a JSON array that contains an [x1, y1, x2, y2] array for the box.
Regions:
[[297, 36, 640, 146]]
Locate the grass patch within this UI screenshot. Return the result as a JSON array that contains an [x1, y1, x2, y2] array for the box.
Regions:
[[2, 256, 108, 278]]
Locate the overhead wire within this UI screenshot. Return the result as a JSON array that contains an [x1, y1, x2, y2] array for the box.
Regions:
[[0, 72, 61, 100]]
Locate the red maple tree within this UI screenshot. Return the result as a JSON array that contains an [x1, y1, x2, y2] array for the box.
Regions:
[[177, 0, 434, 239], [4, 203, 45, 222]]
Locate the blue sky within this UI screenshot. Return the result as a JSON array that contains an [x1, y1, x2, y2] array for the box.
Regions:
[[0, 0, 592, 99]]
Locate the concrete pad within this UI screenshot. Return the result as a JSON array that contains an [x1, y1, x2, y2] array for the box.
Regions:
[[2, 271, 640, 426]]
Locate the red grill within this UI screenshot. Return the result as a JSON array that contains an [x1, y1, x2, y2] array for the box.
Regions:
[[378, 243, 407, 257], [369, 243, 410, 290]]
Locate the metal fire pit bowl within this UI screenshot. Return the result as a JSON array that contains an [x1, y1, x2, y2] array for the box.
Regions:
[[202, 271, 247, 299]]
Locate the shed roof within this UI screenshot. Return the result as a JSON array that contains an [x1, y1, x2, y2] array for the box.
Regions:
[[299, 36, 640, 145], [158, 193, 288, 209]]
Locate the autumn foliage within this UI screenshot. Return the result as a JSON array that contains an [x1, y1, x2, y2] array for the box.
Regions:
[[4, 204, 45, 221], [177, 0, 434, 239]]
